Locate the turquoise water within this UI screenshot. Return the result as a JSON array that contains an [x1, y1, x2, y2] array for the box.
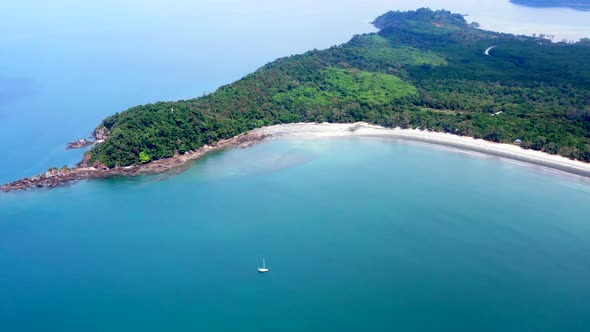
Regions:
[[2, 1, 590, 331], [1, 138, 590, 331], [1, 0, 589, 185]]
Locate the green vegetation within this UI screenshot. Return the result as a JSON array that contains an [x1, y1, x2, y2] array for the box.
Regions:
[[88, 8, 590, 167], [272, 68, 418, 110], [139, 151, 151, 163]]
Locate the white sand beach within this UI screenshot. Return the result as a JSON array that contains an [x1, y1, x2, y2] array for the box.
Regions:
[[252, 122, 590, 177]]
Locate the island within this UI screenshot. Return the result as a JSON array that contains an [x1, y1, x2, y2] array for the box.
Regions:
[[510, 0, 590, 11], [66, 138, 94, 149], [2, 8, 590, 192]]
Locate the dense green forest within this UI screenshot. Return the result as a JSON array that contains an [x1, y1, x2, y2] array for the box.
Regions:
[[88, 8, 590, 167]]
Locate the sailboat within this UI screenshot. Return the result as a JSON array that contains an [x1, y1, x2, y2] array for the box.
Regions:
[[258, 258, 269, 273]]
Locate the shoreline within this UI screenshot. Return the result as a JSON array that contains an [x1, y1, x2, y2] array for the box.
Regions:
[[250, 123, 590, 178], [0, 132, 269, 192], [2, 122, 590, 192]]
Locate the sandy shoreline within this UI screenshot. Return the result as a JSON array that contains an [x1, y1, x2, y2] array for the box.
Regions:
[[3, 122, 590, 192], [251, 122, 590, 178]]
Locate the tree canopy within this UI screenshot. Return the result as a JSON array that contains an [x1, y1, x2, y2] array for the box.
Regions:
[[88, 8, 590, 167]]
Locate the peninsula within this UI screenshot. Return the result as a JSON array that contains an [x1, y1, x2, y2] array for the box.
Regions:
[[3, 8, 590, 191]]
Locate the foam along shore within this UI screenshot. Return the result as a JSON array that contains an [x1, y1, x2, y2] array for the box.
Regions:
[[250, 122, 590, 177]]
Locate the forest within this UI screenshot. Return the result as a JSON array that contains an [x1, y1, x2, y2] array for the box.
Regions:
[[87, 8, 590, 167]]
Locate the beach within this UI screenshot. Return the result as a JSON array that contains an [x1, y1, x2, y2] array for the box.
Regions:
[[3, 122, 590, 192], [252, 122, 590, 178]]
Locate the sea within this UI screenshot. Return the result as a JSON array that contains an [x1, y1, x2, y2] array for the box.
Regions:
[[1, 1, 589, 331]]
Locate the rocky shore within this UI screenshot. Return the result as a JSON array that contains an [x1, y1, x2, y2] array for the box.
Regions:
[[66, 138, 94, 149], [4, 122, 590, 193], [1, 131, 270, 192]]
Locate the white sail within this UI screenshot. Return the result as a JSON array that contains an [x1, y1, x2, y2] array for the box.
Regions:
[[258, 257, 269, 273]]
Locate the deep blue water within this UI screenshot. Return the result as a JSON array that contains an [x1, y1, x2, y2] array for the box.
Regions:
[[1, 1, 590, 331]]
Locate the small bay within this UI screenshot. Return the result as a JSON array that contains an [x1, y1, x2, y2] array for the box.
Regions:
[[1, 0, 589, 184], [1, 1, 590, 331], [1, 138, 590, 331]]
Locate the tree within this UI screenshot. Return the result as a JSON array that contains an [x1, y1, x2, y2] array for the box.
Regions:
[[85, 9, 590, 167], [484, 127, 503, 143], [544, 142, 559, 155], [139, 151, 151, 163], [531, 136, 547, 151]]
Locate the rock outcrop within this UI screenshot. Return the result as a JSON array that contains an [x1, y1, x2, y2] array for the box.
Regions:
[[1, 132, 270, 192], [93, 126, 110, 142], [66, 138, 94, 149]]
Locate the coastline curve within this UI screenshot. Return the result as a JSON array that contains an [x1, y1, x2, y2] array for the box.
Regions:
[[3, 122, 590, 193]]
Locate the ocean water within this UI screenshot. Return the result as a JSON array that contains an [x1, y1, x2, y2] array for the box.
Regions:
[[1, 0, 589, 184], [1, 1, 590, 331], [1, 138, 590, 331]]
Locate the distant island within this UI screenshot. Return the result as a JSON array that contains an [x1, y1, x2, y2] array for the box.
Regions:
[[3, 8, 590, 191], [510, 0, 590, 11]]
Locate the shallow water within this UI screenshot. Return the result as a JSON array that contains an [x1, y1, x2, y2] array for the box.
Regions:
[[1, 138, 590, 331], [1, 0, 589, 184]]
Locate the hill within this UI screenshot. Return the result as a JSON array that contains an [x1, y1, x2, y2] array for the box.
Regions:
[[86, 8, 590, 167]]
